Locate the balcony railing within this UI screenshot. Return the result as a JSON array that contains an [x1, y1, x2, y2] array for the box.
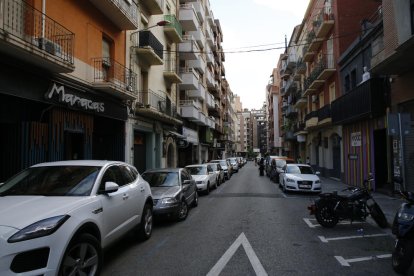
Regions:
[[131, 30, 163, 65], [0, 0, 74, 71], [137, 89, 178, 118], [164, 14, 183, 43], [313, 7, 334, 39], [331, 78, 387, 125], [163, 58, 181, 83], [88, 0, 138, 30], [92, 57, 137, 99], [318, 104, 331, 122]]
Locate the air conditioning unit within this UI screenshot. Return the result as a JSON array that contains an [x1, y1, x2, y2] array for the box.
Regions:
[[312, 95, 319, 103], [37, 37, 62, 56]]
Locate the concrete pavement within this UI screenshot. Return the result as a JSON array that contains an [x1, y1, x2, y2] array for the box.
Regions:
[[319, 177, 404, 230]]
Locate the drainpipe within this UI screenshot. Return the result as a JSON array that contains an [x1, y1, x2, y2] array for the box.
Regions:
[[41, 0, 46, 38]]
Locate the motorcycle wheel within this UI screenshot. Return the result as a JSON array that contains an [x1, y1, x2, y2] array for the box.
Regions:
[[315, 202, 338, 228], [392, 239, 414, 274], [368, 203, 388, 228]]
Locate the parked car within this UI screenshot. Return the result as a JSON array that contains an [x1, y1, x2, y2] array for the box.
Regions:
[[0, 160, 153, 276], [208, 162, 225, 185], [185, 164, 217, 194], [266, 156, 295, 181], [279, 163, 321, 193], [210, 159, 232, 180], [227, 157, 239, 173], [142, 168, 197, 221]]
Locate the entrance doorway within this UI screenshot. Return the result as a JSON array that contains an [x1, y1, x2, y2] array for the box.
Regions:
[[64, 132, 84, 160], [134, 131, 146, 173]]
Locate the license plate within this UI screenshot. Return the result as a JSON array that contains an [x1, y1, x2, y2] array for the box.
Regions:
[[299, 184, 311, 188]]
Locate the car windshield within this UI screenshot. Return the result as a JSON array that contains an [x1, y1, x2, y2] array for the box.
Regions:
[[186, 166, 207, 175], [276, 160, 286, 167], [142, 172, 179, 187], [286, 165, 314, 175], [0, 166, 100, 196]]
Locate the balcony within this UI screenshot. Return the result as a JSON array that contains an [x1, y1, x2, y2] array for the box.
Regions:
[[317, 104, 331, 127], [205, 48, 214, 64], [164, 58, 182, 83], [88, 0, 138, 29], [304, 54, 335, 96], [284, 130, 296, 141], [163, 15, 183, 43], [205, 92, 214, 108], [331, 78, 387, 125], [303, 46, 315, 62], [293, 122, 307, 136], [187, 83, 206, 100], [188, 29, 205, 49], [306, 30, 323, 52], [92, 57, 137, 100], [296, 59, 306, 74], [131, 31, 163, 65], [313, 8, 334, 39], [179, 35, 199, 60], [286, 105, 298, 118], [180, 100, 200, 121], [305, 110, 318, 129], [294, 91, 307, 108], [0, 0, 74, 73], [188, 56, 206, 74], [179, 4, 199, 31], [206, 27, 215, 46], [192, 2, 205, 24], [138, 0, 163, 15], [136, 89, 182, 124], [179, 68, 199, 90]]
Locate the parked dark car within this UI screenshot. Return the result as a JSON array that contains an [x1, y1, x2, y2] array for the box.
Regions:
[[142, 168, 198, 221]]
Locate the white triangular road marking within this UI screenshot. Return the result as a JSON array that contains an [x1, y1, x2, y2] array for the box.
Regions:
[[207, 232, 268, 276]]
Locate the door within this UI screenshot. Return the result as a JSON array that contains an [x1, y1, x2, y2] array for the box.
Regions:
[[64, 132, 84, 160], [181, 170, 195, 203], [374, 129, 388, 190], [134, 131, 146, 174]]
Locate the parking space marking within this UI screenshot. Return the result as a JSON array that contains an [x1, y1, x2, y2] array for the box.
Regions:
[[303, 218, 366, 228], [318, 233, 388, 243], [335, 254, 392, 266]]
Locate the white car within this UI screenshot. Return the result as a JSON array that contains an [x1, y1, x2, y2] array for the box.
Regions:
[[0, 160, 153, 276], [185, 164, 217, 194], [279, 163, 322, 193], [207, 162, 225, 185]]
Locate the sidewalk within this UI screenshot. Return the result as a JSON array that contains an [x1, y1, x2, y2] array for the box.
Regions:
[[319, 177, 404, 229]]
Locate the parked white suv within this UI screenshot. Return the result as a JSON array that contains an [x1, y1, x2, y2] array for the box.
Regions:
[[0, 160, 153, 276]]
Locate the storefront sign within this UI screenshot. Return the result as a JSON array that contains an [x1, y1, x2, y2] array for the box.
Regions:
[[46, 83, 104, 113], [351, 132, 361, 147]]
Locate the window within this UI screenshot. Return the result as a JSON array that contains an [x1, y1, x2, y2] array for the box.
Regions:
[[350, 69, 357, 89], [344, 75, 350, 92]]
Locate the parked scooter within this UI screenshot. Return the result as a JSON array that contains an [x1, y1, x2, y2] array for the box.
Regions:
[[308, 175, 388, 228], [391, 177, 414, 274]]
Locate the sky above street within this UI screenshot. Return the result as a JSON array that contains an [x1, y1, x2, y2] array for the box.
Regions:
[[209, 0, 309, 110]]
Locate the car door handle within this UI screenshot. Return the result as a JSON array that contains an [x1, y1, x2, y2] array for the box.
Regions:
[[123, 194, 129, 200]]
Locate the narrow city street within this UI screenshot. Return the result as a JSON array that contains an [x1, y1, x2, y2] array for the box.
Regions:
[[102, 162, 398, 275]]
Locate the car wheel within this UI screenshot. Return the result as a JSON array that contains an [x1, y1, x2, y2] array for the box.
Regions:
[[59, 233, 102, 276], [176, 200, 189, 221], [192, 191, 198, 207], [138, 203, 153, 241]]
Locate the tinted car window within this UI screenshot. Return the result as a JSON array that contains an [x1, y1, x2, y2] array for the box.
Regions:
[[181, 170, 190, 183], [101, 166, 125, 188], [142, 172, 179, 187], [187, 166, 207, 175], [120, 165, 135, 184], [0, 166, 100, 196]]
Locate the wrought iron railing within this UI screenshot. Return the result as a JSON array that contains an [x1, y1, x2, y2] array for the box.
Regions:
[[1, 0, 74, 64], [108, 0, 138, 26], [93, 57, 137, 92], [138, 89, 177, 118], [305, 110, 318, 121], [318, 104, 331, 121]]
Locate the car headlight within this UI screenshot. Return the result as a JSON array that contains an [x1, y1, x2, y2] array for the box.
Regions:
[[315, 180, 321, 184], [8, 215, 70, 243], [398, 212, 414, 221], [161, 197, 178, 205], [196, 181, 204, 184], [286, 178, 295, 183]]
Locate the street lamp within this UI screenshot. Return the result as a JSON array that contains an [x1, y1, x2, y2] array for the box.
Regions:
[[130, 20, 170, 38]]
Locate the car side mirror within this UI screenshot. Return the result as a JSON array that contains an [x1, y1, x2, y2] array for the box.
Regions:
[[104, 182, 119, 194], [183, 180, 192, 185], [315, 171, 321, 175]]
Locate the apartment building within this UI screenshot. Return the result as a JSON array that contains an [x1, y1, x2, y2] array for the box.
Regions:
[[0, 0, 136, 180], [251, 107, 267, 156], [370, 0, 414, 192], [274, 0, 381, 179], [266, 67, 283, 155]]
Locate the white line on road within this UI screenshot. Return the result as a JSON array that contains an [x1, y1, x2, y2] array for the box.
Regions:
[[318, 233, 389, 243], [206, 232, 268, 276], [303, 218, 366, 228], [335, 254, 392, 266]]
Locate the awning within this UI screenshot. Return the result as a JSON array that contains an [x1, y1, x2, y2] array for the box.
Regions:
[[168, 131, 186, 139]]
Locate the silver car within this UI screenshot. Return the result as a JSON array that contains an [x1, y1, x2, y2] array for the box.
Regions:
[[207, 162, 225, 185], [142, 168, 198, 221], [210, 159, 232, 180]]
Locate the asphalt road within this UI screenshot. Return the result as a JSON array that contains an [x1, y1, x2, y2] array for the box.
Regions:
[[102, 162, 399, 276]]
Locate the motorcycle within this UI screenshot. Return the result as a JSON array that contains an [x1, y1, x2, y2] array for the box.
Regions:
[[391, 177, 414, 274], [307, 175, 388, 228]]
